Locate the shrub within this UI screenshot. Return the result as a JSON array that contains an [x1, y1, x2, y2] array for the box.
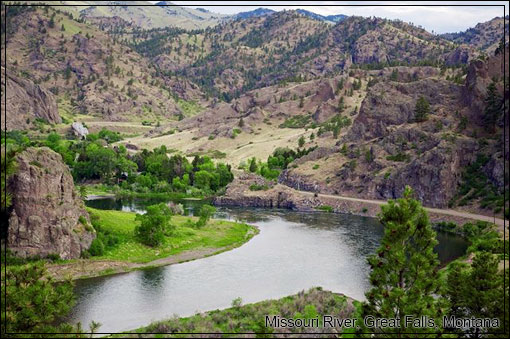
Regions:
[[89, 238, 105, 256], [195, 204, 217, 228]]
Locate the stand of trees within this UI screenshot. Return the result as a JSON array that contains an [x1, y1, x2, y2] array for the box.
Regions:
[[356, 186, 507, 337]]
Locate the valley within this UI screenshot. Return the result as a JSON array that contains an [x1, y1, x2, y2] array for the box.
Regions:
[[1, 1, 508, 337]]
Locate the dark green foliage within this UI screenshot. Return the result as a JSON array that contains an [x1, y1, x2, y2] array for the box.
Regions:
[[89, 238, 105, 256], [135, 203, 174, 247], [256, 146, 317, 180], [357, 186, 445, 337], [298, 135, 305, 148], [414, 96, 430, 122], [96, 128, 123, 143], [317, 115, 351, 138], [453, 154, 506, 212], [443, 252, 505, 337], [483, 81, 503, 132], [248, 157, 258, 173], [1, 262, 84, 336]]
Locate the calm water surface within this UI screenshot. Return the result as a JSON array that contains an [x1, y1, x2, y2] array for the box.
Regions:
[[70, 199, 468, 332]]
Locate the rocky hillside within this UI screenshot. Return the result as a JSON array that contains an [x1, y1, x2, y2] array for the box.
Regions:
[[7, 147, 95, 259], [132, 12, 481, 100], [2, 68, 61, 130], [277, 47, 508, 212], [442, 16, 509, 54], [2, 5, 204, 129]]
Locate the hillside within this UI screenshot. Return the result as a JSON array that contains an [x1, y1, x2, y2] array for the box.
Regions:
[[130, 11, 475, 101], [2, 3, 508, 217], [26, 1, 230, 29], [2, 5, 205, 130], [442, 16, 509, 54]]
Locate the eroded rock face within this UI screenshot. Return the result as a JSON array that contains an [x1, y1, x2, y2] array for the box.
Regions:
[[2, 69, 61, 130], [7, 147, 95, 260]]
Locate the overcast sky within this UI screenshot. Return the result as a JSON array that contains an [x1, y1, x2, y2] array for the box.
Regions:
[[159, 1, 507, 33]]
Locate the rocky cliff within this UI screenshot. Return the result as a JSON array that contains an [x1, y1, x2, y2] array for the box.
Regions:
[[7, 147, 95, 259], [2, 69, 61, 130]]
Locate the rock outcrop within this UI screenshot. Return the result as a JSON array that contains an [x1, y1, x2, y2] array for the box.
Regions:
[[2, 69, 61, 130], [7, 147, 95, 260]]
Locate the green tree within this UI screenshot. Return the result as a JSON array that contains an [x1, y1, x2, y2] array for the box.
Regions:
[[249, 157, 258, 173], [444, 251, 504, 337], [414, 96, 430, 122], [1, 152, 17, 212], [195, 204, 217, 228], [135, 203, 174, 247], [1, 262, 83, 335], [356, 186, 445, 337], [483, 81, 502, 132], [298, 136, 305, 148]]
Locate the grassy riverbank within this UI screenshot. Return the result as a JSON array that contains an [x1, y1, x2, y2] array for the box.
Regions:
[[112, 287, 358, 337], [87, 208, 256, 263], [46, 208, 258, 280]]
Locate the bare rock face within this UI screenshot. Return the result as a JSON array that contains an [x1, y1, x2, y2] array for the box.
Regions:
[[7, 147, 95, 260], [347, 79, 461, 141], [2, 69, 61, 130]]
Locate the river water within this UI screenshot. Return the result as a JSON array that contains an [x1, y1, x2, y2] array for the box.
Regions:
[[69, 198, 468, 333]]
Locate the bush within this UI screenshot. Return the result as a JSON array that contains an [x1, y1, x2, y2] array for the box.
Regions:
[[195, 204, 216, 228], [249, 184, 269, 191], [89, 238, 105, 256]]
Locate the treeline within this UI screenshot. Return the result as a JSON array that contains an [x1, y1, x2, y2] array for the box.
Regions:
[[3, 129, 234, 196], [243, 146, 317, 180]]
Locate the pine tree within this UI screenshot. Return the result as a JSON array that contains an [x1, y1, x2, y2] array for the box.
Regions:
[[414, 96, 430, 122], [444, 251, 505, 337], [356, 186, 446, 337], [249, 157, 258, 173], [298, 136, 305, 148], [483, 81, 502, 132]]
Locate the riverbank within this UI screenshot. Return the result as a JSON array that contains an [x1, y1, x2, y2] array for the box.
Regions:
[[110, 287, 358, 337], [214, 174, 507, 233], [47, 208, 258, 280]]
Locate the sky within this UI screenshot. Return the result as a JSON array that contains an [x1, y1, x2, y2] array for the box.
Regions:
[[157, 1, 508, 34]]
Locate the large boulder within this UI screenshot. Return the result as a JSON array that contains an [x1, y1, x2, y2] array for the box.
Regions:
[[7, 147, 95, 260]]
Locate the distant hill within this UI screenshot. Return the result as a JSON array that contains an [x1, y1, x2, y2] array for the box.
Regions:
[[441, 16, 509, 53], [296, 9, 347, 23], [25, 1, 230, 29], [235, 8, 276, 20]]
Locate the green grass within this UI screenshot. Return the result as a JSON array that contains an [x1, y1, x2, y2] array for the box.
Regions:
[[176, 98, 203, 117], [87, 208, 256, 264], [114, 287, 355, 336]]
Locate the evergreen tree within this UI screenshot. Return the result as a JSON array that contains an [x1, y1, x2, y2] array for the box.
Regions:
[[483, 81, 502, 132], [249, 157, 258, 173], [356, 186, 445, 337], [444, 251, 505, 337], [414, 96, 430, 122], [298, 136, 305, 148], [1, 262, 87, 334]]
